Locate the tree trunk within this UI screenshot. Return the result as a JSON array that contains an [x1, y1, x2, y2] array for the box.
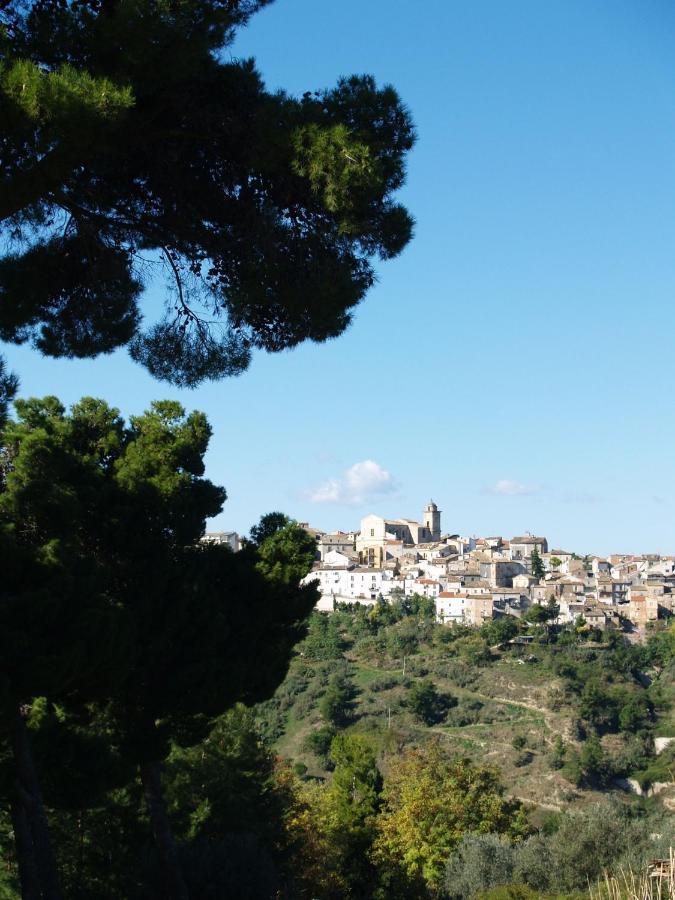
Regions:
[[12, 710, 61, 900], [139, 760, 189, 900], [10, 795, 41, 900]]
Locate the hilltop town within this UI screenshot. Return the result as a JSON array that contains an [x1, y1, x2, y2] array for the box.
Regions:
[[283, 502, 675, 635]]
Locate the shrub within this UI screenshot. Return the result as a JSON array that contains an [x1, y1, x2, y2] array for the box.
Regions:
[[304, 726, 335, 764], [444, 833, 515, 898], [548, 736, 565, 770], [369, 675, 401, 692]]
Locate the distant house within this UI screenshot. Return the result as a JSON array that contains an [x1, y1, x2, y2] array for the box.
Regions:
[[201, 531, 240, 552], [413, 578, 442, 599], [510, 535, 548, 562], [464, 594, 494, 626], [436, 591, 465, 624], [318, 531, 355, 560], [627, 593, 659, 628], [479, 559, 526, 588]]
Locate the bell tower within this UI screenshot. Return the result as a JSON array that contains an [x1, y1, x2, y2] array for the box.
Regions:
[[423, 500, 441, 541]]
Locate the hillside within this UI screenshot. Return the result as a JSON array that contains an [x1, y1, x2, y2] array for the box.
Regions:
[[255, 601, 675, 818]]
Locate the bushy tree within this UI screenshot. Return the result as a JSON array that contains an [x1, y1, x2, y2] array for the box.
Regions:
[[578, 681, 618, 732], [618, 695, 652, 733], [1, 0, 415, 386], [480, 616, 519, 646], [325, 733, 382, 893], [301, 613, 345, 661], [386, 618, 421, 657], [537, 801, 647, 892], [303, 725, 335, 765], [452, 634, 492, 665], [371, 742, 527, 896], [319, 674, 355, 727], [406, 679, 455, 726]]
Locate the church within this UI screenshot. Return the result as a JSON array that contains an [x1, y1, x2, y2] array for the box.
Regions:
[[355, 501, 442, 568]]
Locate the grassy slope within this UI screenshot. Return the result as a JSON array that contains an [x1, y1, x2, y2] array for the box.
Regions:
[[258, 617, 675, 817]]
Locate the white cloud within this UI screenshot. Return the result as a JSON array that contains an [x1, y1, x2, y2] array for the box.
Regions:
[[488, 479, 541, 497], [308, 460, 397, 505]]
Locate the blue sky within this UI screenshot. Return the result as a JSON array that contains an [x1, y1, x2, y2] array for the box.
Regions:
[[6, 0, 675, 554]]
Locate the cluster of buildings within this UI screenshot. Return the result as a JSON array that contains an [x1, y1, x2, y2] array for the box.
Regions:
[[299, 502, 675, 633]]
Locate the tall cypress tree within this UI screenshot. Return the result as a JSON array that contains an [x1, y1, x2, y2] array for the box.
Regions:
[[530, 546, 545, 580]]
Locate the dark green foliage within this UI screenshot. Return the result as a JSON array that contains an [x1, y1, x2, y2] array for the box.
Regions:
[[0, 395, 319, 894], [303, 726, 335, 765], [386, 618, 421, 657], [549, 735, 565, 770], [645, 624, 675, 668], [177, 835, 281, 900], [0, 357, 17, 428], [577, 736, 610, 785], [327, 733, 382, 892], [319, 674, 355, 727], [480, 616, 520, 646], [578, 680, 618, 733], [2, 0, 415, 385], [0, 235, 141, 357], [630, 742, 675, 790], [406, 678, 455, 725], [530, 547, 545, 580], [249, 511, 294, 546], [524, 599, 559, 628], [301, 613, 345, 661], [165, 705, 284, 849], [618, 695, 652, 733], [391, 592, 437, 621], [0, 396, 139, 714]]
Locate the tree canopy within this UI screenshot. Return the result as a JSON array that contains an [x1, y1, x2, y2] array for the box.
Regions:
[[371, 743, 527, 895], [0, 395, 319, 897], [0, 0, 415, 386]]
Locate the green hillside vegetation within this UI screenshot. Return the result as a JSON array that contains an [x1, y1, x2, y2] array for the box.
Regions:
[[257, 598, 675, 803], [236, 598, 675, 897]]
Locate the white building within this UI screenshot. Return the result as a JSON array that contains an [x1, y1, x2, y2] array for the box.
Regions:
[[436, 591, 466, 624], [304, 565, 398, 610], [201, 531, 240, 552]]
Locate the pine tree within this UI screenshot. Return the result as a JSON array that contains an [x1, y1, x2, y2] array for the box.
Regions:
[[0, 396, 137, 898], [1, 0, 415, 386], [0, 397, 319, 897]]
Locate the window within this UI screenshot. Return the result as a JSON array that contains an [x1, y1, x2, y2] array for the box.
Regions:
[[370, 528, 375, 537]]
